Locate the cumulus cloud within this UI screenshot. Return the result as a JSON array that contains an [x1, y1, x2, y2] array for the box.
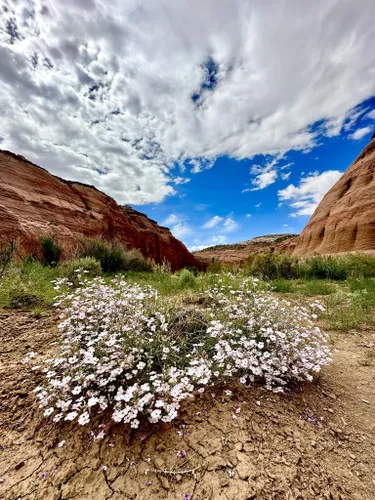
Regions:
[[0, 0, 375, 204], [349, 126, 373, 140], [203, 215, 224, 229], [278, 170, 342, 216], [162, 213, 184, 226], [250, 164, 278, 191], [171, 222, 192, 239], [203, 215, 239, 233]]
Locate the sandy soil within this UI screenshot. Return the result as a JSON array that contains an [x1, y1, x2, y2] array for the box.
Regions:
[[0, 310, 374, 500]]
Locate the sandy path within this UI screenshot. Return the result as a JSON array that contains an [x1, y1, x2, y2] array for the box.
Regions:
[[0, 310, 374, 500]]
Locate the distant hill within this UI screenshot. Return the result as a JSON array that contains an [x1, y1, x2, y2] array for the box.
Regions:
[[193, 233, 298, 264]]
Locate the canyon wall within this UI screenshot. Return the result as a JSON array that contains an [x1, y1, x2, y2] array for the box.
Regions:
[[0, 150, 204, 271], [294, 133, 375, 256]]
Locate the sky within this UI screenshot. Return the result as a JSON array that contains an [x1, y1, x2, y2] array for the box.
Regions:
[[0, 0, 375, 251]]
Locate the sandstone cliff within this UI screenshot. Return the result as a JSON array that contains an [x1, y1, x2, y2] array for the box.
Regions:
[[0, 150, 204, 271], [293, 133, 375, 256]]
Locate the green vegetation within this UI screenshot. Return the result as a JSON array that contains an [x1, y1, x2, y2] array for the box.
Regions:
[[246, 253, 375, 281], [78, 238, 152, 272], [0, 239, 16, 277], [40, 237, 62, 267], [1, 247, 375, 331]]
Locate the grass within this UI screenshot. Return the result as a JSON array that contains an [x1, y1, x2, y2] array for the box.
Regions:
[[2, 256, 375, 332]]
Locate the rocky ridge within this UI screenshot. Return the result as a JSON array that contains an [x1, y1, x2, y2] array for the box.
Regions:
[[0, 150, 203, 271]]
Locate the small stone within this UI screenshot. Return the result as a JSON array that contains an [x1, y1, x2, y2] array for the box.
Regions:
[[159, 476, 170, 490]]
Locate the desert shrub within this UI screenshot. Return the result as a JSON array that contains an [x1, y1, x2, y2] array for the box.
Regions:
[[178, 268, 196, 288], [206, 259, 222, 274], [122, 249, 153, 272], [0, 240, 16, 277], [248, 253, 299, 280], [344, 254, 375, 278], [28, 275, 331, 431], [78, 238, 152, 273], [40, 237, 62, 267], [58, 257, 102, 284], [79, 239, 126, 273], [301, 256, 348, 281]]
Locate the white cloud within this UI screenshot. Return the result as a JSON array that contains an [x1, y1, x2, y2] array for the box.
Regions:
[[246, 213, 252, 218], [203, 215, 239, 233], [162, 213, 184, 226], [1, 1, 375, 204], [189, 245, 208, 252], [203, 215, 223, 229], [349, 126, 373, 140], [212, 235, 227, 244], [278, 170, 342, 216], [280, 171, 291, 181], [171, 222, 192, 238], [255, 203, 262, 208], [222, 217, 239, 233], [173, 177, 190, 185], [189, 234, 227, 251], [365, 109, 375, 120], [251, 168, 278, 190]]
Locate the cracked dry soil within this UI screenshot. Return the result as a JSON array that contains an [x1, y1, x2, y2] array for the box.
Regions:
[[0, 310, 374, 500]]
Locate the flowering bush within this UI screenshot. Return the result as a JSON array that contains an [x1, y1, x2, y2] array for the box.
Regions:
[[30, 274, 331, 430]]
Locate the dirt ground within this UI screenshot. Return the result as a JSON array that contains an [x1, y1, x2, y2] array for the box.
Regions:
[[0, 310, 374, 500]]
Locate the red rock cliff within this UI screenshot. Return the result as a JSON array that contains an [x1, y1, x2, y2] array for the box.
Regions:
[[293, 133, 375, 256], [0, 150, 204, 271]]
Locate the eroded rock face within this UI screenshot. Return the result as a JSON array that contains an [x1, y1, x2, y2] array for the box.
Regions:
[[294, 133, 375, 256], [0, 150, 204, 271]]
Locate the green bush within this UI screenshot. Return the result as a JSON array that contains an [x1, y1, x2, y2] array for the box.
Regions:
[[78, 239, 152, 273], [179, 268, 196, 288], [248, 253, 299, 280], [78, 239, 126, 273], [302, 256, 348, 281], [58, 257, 102, 284], [122, 249, 153, 272], [344, 254, 375, 278], [0, 240, 16, 277], [40, 237, 62, 267], [206, 260, 222, 274]]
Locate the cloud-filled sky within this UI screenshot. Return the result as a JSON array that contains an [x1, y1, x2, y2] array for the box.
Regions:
[[1, 0, 375, 250]]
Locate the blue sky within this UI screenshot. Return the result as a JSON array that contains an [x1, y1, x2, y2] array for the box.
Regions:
[[1, 0, 375, 252], [136, 98, 375, 251]]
